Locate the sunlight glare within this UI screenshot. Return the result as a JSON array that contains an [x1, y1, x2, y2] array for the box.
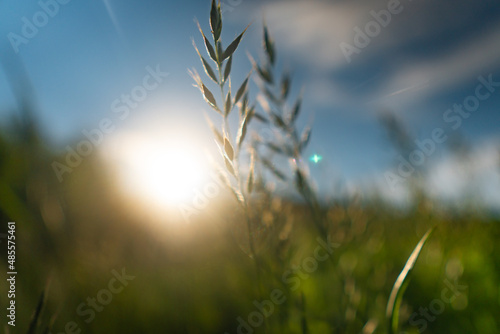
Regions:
[[106, 133, 206, 208]]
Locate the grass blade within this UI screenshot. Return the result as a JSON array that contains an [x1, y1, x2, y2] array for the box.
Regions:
[[252, 112, 268, 124], [269, 112, 286, 130], [247, 150, 255, 193], [261, 157, 287, 181], [236, 108, 252, 149], [234, 72, 251, 104], [224, 155, 236, 176], [299, 292, 309, 334], [300, 126, 312, 151], [223, 56, 232, 83], [290, 95, 302, 123], [201, 83, 220, 112], [224, 137, 234, 161], [266, 142, 284, 155], [222, 25, 249, 60], [256, 63, 274, 84], [210, 0, 222, 42], [281, 71, 291, 99], [240, 93, 249, 118], [27, 290, 45, 334], [196, 21, 217, 63], [193, 40, 218, 83], [225, 91, 232, 116], [386, 227, 435, 334], [263, 25, 275, 66]]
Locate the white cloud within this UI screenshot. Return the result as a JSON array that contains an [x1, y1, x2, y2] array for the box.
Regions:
[[255, 0, 375, 69], [425, 139, 500, 206], [234, 0, 500, 109], [369, 138, 500, 208], [377, 22, 500, 106]]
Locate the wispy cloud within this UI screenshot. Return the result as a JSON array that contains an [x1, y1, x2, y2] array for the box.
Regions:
[[378, 21, 500, 106], [375, 138, 500, 208], [102, 0, 127, 46], [241, 0, 500, 109], [426, 139, 500, 205]]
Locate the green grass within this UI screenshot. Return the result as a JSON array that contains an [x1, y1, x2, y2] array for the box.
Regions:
[[0, 1, 498, 333]]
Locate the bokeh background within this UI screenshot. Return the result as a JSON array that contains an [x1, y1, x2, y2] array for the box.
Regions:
[[0, 0, 499, 333]]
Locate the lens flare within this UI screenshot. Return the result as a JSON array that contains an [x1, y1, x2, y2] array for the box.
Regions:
[[104, 133, 205, 209]]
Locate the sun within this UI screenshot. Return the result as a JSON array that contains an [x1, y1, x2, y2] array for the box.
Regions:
[[104, 132, 206, 208]]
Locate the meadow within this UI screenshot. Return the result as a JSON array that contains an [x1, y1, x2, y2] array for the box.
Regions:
[[0, 1, 499, 333]]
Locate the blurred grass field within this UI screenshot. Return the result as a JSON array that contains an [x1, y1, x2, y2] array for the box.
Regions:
[[0, 112, 498, 333], [1, 2, 500, 332]]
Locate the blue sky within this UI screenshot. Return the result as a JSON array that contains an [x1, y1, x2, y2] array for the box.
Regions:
[[1, 0, 500, 203]]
